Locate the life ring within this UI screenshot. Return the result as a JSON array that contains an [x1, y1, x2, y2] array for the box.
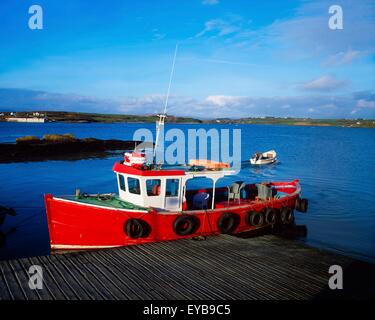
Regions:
[[295, 198, 308, 213], [124, 219, 151, 239], [173, 215, 200, 236], [280, 207, 294, 224], [264, 208, 278, 225], [246, 211, 264, 227], [217, 212, 240, 234]]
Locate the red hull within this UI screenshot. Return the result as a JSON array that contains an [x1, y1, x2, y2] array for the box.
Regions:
[[44, 180, 301, 250]]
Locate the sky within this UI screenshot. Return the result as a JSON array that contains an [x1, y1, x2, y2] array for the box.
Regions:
[[0, 0, 374, 119]]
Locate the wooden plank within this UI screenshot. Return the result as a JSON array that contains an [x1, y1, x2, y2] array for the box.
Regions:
[[88, 251, 144, 299], [112, 245, 202, 299], [0, 234, 373, 300], [153, 240, 299, 299], [0, 262, 13, 300], [179, 237, 320, 298], [138, 241, 246, 299], [68, 253, 120, 300], [76, 252, 136, 300], [1, 261, 27, 300], [100, 249, 166, 299], [54, 253, 107, 300], [43, 254, 91, 300], [28, 256, 66, 300], [12, 258, 43, 300], [94, 250, 152, 299], [126, 245, 202, 299], [36, 255, 79, 300]]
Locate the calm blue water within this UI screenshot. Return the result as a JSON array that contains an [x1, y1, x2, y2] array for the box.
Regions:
[[0, 122, 374, 262]]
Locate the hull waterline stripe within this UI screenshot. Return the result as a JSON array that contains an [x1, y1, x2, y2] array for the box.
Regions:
[[51, 244, 123, 250]]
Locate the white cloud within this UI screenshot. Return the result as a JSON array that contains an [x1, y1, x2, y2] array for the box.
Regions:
[[323, 49, 361, 66], [202, 0, 219, 5], [1, 88, 374, 119], [205, 95, 247, 107], [188, 58, 256, 67], [281, 104, 291, 109], [152, 29, 166, 41], [356, 99, 375, 109], [320, 103, 337, 109], [223, 0, 375, 63], [302, 75, 347, 91], [195, 19, 241, 37]]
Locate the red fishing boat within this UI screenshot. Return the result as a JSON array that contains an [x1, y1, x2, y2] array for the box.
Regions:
[[44, 151, 308, 250], [44, 46, 308, 250]]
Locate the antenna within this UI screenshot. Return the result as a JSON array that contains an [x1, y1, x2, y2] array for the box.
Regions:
[[163, 44, 178, 115], [154, 44, 179, 160]]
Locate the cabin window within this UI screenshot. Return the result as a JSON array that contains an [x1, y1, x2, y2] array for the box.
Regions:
[[146, 179, 161, 196], [128, 177, 141, 195], [118, 174, 126, 191], [166, 179, 179, 197]]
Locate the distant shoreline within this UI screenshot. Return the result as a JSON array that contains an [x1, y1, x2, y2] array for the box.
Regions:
[[1, 111, 374, 128], [0, 135, 141, 163]]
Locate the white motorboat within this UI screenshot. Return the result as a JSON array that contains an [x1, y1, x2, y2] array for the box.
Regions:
[[250, 150, 277, 165]]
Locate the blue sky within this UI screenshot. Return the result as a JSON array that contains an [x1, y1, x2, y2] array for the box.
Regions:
[[0, 0, 374, 118]]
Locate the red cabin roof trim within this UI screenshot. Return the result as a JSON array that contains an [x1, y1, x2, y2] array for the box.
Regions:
[[112, 162, 185, 177]]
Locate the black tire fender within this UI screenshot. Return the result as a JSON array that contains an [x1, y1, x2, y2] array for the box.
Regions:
[[280, 207, 294, 224], [296, 198, 308, 213], [246, 211, 264, 227], [124, 218, 151, 239], [264, 208, 278, 225], [217, 212, 240, 234], [173, 215, 200, 236]]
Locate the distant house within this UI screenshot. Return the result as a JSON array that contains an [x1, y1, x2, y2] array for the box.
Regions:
[[6, 117, 46, 123]]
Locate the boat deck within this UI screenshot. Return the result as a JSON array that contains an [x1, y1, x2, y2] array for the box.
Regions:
[[0, 234, 373, 300]]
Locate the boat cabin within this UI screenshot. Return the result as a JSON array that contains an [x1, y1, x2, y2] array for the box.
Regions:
[[113, 156, 235, 211]]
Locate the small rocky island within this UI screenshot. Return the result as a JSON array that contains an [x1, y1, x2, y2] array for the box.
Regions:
[[0, 134, 142, 163]]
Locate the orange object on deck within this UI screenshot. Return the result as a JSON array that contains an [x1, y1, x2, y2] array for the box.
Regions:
[[189, 159, 230, 169]]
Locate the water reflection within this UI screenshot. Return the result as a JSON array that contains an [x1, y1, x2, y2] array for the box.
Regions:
[[272, 223, 308, 239], [249, 161, 280, 176], [237, 223, 308, 240], [0, 206, 17, 248], [0, 228, 17, 248]]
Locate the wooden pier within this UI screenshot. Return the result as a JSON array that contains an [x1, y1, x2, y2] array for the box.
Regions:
[[0, 234, 374, 300]]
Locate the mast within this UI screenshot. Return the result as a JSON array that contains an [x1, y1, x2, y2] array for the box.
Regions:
[[153, 44, 179, 161]]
